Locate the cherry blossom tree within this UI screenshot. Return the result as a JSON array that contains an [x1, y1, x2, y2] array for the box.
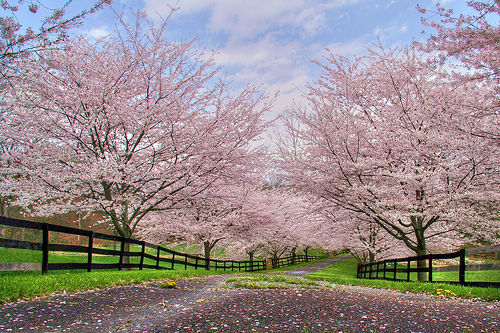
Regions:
[[416, 0, 499, 83], [416, 0, 499, 143], [245, 189, 321, 263], [138, 183, 245, 269], [1, 0, 112, 77], [2, 11, 273, 251], [319, 206, 407, 264], [279, 46, 499, 280]]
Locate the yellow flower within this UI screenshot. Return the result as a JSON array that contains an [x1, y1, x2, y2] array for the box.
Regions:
[[445, 290, 451, 293], [451, 293, 456, 296], [436, 289, 443, 292], [437, 291, 442, 295]]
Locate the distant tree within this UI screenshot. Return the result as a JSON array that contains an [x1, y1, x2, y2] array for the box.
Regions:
[[139, 183, 249, 269]]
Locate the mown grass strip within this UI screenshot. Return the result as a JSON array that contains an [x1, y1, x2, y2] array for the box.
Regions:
[[0, 268, 227, 304], [224, 274, 323, 290], [306, 257, 500, 302]]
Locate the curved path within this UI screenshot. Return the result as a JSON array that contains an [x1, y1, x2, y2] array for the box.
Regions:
[[0, 259, 498, 332], [280, 254, 353, 276]]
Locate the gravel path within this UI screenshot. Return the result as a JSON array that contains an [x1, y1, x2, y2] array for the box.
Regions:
[[0, 260, 498, 332]]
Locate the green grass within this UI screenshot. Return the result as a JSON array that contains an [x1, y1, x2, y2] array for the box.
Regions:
[[306, 257, 500, 302], [434, 269, 500, 282], [224, 274, 323, 289], [0, 268, 227, 304], [0, 248, 325, 304], [367, 263, 500, 282], [0, 246, 219, 271]]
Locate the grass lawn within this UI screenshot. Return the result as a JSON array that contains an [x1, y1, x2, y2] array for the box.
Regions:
[[0, 268, 230, 305], [306, 257, 500, 302], [0, 247, 318, 304], [0, 246, 240, 271]]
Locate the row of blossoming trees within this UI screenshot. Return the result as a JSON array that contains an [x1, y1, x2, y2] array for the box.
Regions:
[[0, 4, 329, 264], [0, 1, 498, 275], [276, 1, 499, 278]]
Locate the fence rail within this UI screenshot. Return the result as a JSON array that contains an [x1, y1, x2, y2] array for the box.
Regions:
[[357, 249, 499, 288], [272, 254, 320, 268], [0, 216, 319, 274]]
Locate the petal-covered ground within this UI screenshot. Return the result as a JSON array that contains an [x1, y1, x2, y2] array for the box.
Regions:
[[0, 274, 498, 332]]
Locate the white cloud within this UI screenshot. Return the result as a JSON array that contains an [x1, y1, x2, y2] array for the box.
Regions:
[[324, 39, 366, 57], [85, 26, 111, 39], [144, 0, 213, 18], [145, 0, 358, 39], [143, 0, 360, 142], [373, 24, 409, 40]]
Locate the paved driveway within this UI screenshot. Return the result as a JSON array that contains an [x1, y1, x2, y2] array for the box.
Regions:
[[0, 258, 498, 332]]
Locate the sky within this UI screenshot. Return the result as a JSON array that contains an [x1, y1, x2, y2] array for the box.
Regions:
[[11, 0, 472, 133]]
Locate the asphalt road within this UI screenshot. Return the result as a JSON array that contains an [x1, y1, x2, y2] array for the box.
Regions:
[[0, 258, 498, 332]]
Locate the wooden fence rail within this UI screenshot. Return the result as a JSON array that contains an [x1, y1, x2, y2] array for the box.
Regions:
[[0, 216, 320, 274], [357, 250, 499, 288]]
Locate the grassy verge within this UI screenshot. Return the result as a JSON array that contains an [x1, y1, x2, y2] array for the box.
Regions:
[[0, 268, 227, 305], [306, 257, 500, 302], [224, 274, 323, 289]]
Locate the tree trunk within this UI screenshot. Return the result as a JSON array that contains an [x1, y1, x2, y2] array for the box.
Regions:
[[122, 241, 131, 270], [411, 215, 428, 281], [248, 252, 254, 271], [0, 196, 6, 237], [416, 248, 428, 282], [204, 241, 211, 270], [272, 252, 279, 267], [113, 220, 133, 269], [248, 251, 254, 263], [368, 251, 376, 278]]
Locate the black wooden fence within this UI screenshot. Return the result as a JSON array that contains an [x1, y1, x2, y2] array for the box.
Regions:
[[0, 216, 319, 274], [357, 249, 499, 288], [272, 254, 319, 268]]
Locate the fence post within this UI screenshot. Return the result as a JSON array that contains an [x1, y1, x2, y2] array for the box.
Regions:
[[459, 249, 466, 285], [383, 261, 387, 279], [139, 241, 145, 270], [195, 257, 198, 270], [393, 260, 397, 280], [406, 258, 411, 282], [184, 255, 187, 270], [171, 253, 175, 270], [428, 255, 433, 282], [156, 246, 160, 269], [376, 262, 380, 278], [118, 239, 125, 271], [87, 231, 94, 273], [41, 223, 49, 275], [357, 264, 360, 278]]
